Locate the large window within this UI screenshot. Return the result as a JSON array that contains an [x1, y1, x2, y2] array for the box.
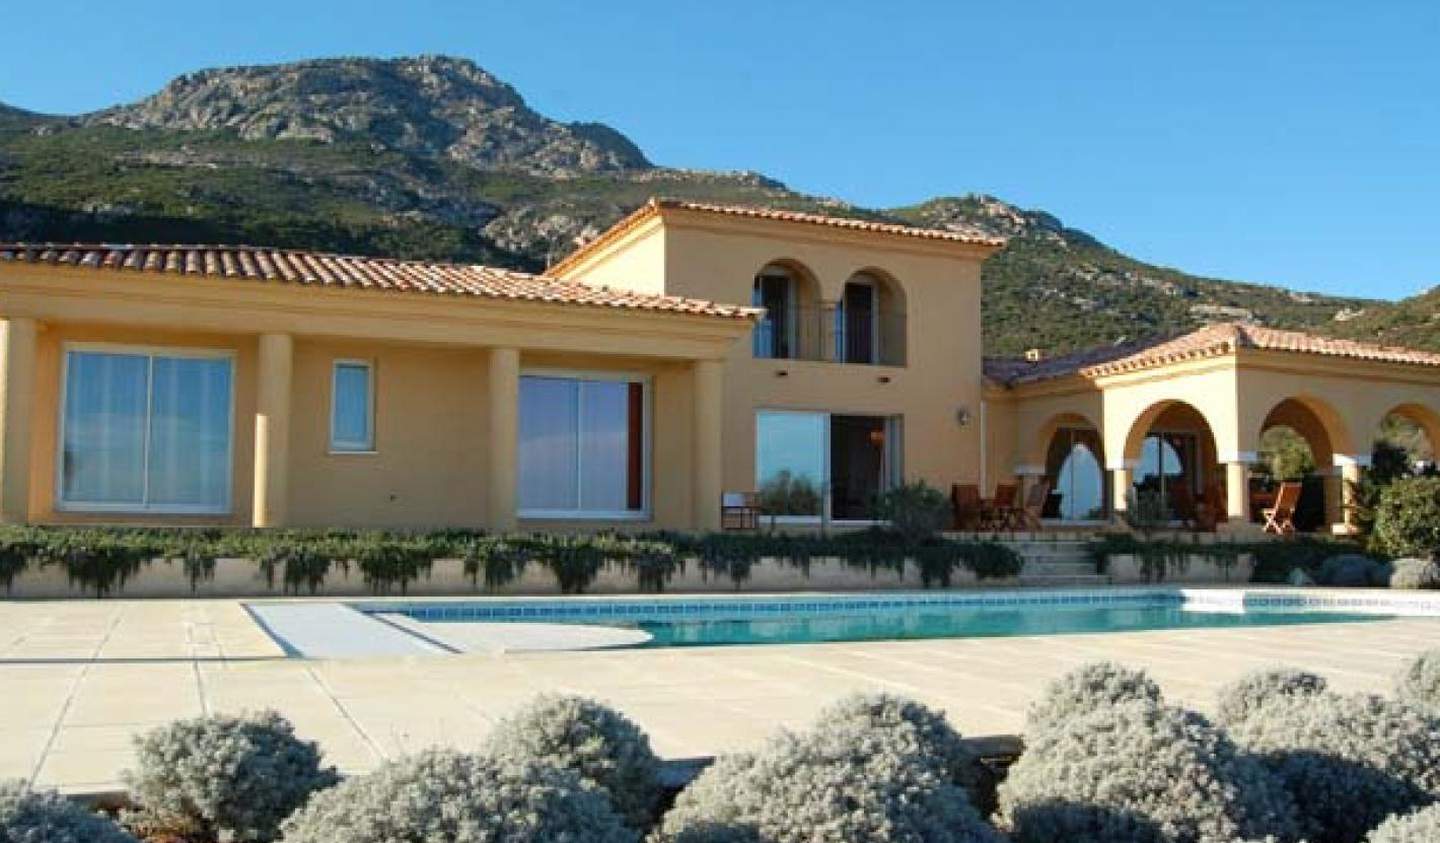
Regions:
[[518, 374, 647, 518], [755, 410, 900, 521], [60, 347, 234, 513], [752, 268, 796, 359], [330, 360, 375, 452]]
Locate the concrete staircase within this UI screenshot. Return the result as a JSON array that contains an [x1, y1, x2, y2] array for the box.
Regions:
[[1003, 538, 1107, 587]]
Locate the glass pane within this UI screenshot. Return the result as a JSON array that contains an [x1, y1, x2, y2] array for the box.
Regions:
[[578, 380, 630, 511], [148, 357, 233, 508], [332, 363, 373, 449], [756, 411, 825, 516], [518, 377, 579, 511], [1057, 442, 1103, 520], [62, 352, 148, 504]]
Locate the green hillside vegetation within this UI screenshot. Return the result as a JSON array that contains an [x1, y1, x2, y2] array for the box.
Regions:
[[0, 55, 1415, 358]]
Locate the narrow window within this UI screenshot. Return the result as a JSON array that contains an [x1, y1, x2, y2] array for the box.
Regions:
[[752, 269, 795, 359], [330, 361, 375, 452]]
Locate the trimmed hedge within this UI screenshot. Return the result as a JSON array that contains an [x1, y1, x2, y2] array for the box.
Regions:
[[0, 525, 1022, 597], [1373, 477, 1440, 559]]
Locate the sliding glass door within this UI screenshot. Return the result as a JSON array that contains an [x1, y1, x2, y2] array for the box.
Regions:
[[755, 410, 901, 521]]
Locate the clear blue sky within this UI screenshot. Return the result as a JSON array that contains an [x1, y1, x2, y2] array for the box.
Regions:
[[3, 0, 1436, 300]]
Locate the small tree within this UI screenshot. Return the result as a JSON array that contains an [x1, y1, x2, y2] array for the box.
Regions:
[[874, 481, 950, 544], [1372, 476, 1440, 559]]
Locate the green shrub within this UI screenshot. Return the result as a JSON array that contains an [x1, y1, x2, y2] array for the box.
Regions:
[[1225, 691, 1440, 843], [1390, 558, 1440, 590], [1317, 554, 1392, 587], [0, 779, 137, 842], [1025, 661, 1163, 735], [997, 700, 1300, 843], [874, 481, 951, 544], [1214, 668, 1329, 727], [280, 749, 635, 842], [1366, 803, 1440, 842], [1373, 476, 1440, 559], [123, 710, 338, 842], [655, 721, 1002, 843], [1395, 650, 1440, 712], [482, 694, 661, 829]]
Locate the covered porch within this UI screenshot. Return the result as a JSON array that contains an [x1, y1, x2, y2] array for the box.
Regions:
[[985, 323, 1440, 535]]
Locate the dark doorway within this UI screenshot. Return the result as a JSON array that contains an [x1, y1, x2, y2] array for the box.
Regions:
[[831, 415, 888, 520]]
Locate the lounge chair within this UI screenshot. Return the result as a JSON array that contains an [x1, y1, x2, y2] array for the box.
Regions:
[[1016, 479, 1052, 531]]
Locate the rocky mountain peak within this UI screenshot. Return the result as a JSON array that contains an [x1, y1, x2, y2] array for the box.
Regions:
[[84, 55, 651, 177]]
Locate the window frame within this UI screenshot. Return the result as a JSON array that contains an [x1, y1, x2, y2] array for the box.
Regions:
[[56, 342, 237, 515], [329, 358, 377, 454], [517, 368, 652, 522], [752, 268, 799, 360]]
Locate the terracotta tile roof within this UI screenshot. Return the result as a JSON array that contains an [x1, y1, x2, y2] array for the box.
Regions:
[[985, 322, 1440, 386], [549, 198, 1006, 276], [0, 243, 762, 320]]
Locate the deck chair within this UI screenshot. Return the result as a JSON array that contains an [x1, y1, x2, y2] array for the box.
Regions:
[[951, 483, 982, 531], [985, 483, 1019, 530], [1016, 479, 1052, 531], [1262, 482, 1302, 535], [720, 491, 761, 531]]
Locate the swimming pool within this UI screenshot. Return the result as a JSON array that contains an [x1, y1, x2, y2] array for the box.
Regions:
[[352, 589, 1392, 652]]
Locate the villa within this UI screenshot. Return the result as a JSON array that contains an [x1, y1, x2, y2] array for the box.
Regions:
[[1, 199, 1438, 535]]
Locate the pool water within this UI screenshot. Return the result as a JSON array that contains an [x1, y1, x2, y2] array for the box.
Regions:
[[630, 605, 1384, 647]]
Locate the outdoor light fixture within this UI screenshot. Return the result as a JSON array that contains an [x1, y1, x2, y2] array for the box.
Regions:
[[956, 407, 972, 427]]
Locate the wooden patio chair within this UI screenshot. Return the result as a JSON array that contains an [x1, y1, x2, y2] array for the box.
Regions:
[[1262, 482, 1303, 536], [951, 483, 983, 531], [984, 483, 1019, 531], [1016, 479, 1052, 531], [720, 491, 761, 531]]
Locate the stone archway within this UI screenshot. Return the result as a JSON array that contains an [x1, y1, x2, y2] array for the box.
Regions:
[[1119, 400, 1221, 526], [1258, 397, 1345, 531]]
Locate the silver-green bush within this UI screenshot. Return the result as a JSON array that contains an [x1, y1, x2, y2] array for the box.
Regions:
[[1366, 803, 1440, 842], [810, 693, 982, 796], [0, 779, 137, 843], [483, 694, 661, 829], [1215, 668, 1329, 727], [655, 720, 1003, 842], [280, 749, 636, 843], [1396, 650, 1440, 712], [1025, 661, 1164, 735], [997, 700, 1300, 843], [1226, 691, 1440, 843], [1390, 558, 1440, 590], [122, 710, 338, 842]]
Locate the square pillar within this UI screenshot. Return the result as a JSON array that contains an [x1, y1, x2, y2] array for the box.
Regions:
[[487, 347, 520, 532], [1225, 461, 1252, 524], [1109, 465, 1134, 519], [0, 317, 37, 524], [1333, 455, 1368, 535], [252, 332, 293, 527], [692, 359, 724, 532]]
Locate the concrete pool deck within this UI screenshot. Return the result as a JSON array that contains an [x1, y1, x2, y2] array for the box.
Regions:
[[2, 592, 1438, 794]]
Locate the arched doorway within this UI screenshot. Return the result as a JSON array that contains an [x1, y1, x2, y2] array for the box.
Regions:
[[1375, 404, 1440, 477], [1040, 416, 1107, 522], [1122, 401, 1221, 526], [1255, 397, 1338, 532]]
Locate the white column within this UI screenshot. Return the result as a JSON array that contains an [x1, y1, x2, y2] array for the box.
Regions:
[[1225, 461, 1252, 528], [252, 333, 293, 528], [0, 318, 37, 524], [487, 347, 520, 532], [1109, 465, 1134, 519]]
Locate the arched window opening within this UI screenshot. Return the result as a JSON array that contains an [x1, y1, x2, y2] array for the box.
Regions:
[[752, 265, 798, 360], [1046, 427, 1106, 521]]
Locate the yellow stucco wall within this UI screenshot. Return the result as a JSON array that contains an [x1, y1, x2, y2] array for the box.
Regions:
[[558, 210, 994, 499], [0, 263, 749, 530]]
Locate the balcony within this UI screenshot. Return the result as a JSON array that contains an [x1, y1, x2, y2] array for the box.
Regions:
[[752, 305, 906, 366]]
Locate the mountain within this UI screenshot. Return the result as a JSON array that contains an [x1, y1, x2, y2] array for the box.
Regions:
[[0, 55, 1389, 356]]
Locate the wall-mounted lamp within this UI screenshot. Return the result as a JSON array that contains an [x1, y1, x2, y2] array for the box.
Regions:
[[956, 407, 973, 427]]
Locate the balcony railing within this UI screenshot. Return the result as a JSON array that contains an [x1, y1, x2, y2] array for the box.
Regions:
[[752, 306, 906, 366]]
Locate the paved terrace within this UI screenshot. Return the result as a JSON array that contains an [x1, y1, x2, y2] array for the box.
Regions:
[[1, 596, 1437, 794]]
